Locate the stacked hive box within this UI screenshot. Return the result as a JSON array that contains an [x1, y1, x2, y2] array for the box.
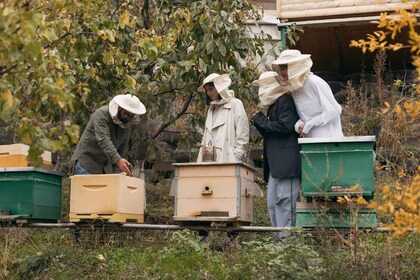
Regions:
[[171, 162, 262, 226], [296, 136, 377, 228], [69, 174, 145, 223], [0, 167, 63, 222], [0, 144, 53, 170]]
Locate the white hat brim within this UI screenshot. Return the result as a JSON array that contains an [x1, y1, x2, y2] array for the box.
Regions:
[[113, 95, 146, 115], [198, 73, 231, 92], [252, 75, 281, 87], [272, 54, 311, 65]]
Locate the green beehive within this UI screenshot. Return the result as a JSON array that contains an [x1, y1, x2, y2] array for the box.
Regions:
[[296, 207, 377, 228], [0, 168, 63, 221], [299, 136, 376, 198]]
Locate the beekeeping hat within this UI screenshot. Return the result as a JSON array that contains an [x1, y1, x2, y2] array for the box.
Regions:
[[198, 73, 232, 93], [112, 94, 146, 115], [272, 50, 313, 81], [252, 71, 283, 96], [252, 71, 289, 107], [272, 49, 311, 65]]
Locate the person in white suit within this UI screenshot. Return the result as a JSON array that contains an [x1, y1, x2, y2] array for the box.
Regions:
[[272, 49, 343, 138]]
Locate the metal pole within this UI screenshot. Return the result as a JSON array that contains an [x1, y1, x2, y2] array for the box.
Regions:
[[18, 222, 415, 233], [279, 25, 287, 50]]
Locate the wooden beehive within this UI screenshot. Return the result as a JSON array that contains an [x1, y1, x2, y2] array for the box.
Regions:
[[172, 162, 262, 225], [299, 136, 376, 198], [0, 144, 52, 169], [69, 174, 145, 223], [0, 167, 62, 222], [295, 202, 377, 228]]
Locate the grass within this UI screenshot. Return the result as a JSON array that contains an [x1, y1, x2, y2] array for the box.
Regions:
[[1, 226, 419, 279]]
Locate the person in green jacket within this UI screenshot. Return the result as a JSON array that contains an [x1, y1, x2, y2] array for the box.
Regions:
[[71, 94, 146, 176]]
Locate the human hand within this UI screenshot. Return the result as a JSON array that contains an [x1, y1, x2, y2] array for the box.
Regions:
[[116, 158, 132, 176], [298, 123, 305, 137], [251, 111, 266, 127]]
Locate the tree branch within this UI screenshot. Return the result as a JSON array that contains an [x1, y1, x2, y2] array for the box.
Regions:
[[150, 91, 195, 139], [0, 64, 18, 77]]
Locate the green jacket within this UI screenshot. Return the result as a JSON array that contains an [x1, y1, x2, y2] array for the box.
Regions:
[[71, 105, 131, 174]]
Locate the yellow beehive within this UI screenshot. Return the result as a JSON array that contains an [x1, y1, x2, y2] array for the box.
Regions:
[[172, 162, 262, 225], [0, 144, 52, 169], [69, 174, 145, 223]]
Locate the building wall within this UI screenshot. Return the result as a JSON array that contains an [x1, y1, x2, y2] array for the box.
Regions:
[[252, 0, 416, 75]]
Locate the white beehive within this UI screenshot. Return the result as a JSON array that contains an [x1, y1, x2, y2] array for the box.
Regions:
[[172, 162, 262, 225], [0, 144, 52, 169], [69, 173, 145, 223]]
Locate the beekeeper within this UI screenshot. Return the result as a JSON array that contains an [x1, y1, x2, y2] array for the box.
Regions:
[[71, 94, 146, 176], [251, 71, 301, 242], [196, 73, 249, 163], [272, 49, 343, 138]]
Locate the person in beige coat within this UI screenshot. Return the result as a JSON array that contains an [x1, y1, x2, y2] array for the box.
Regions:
[[196, 73, 250, 244], [197, 73, 249, 163]]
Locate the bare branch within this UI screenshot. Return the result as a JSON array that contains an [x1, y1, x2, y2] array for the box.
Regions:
[[150, 91, 195, 139], [0, 64, 18, 77]]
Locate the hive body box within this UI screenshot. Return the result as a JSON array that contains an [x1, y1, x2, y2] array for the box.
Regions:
[[69, 174, 145, 223], [172, 162, 262, 225], [0, 167, 62, 221], [299, 136, 376, 198], [0, 144, 53, 169], [295, 202, 377, 228]]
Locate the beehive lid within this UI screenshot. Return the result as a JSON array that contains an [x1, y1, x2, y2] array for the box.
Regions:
[[0, 167, 63, 176], [298, 136, 375, 144], [172, 161, 257, 171]]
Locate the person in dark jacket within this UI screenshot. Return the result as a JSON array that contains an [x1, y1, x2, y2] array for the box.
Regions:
[[251, 71, 301, 241], [71, 94, 146, 176]]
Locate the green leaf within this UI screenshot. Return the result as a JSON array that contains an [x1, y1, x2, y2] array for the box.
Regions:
[[124, 74, 137, 89]]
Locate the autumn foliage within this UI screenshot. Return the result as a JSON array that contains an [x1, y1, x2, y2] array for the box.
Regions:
[[350, 3, 419, 238]]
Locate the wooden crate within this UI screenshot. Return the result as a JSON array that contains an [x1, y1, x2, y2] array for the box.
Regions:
[[69, 174, 145, 223], [0, 144, 52, 169], [172, 162, 262, 224]]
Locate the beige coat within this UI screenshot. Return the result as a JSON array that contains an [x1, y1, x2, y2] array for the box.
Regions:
[[197, 98, 249, 163]]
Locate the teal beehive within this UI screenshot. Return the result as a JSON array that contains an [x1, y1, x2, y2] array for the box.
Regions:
[[299, 136, 376, 198], [0, 168, 62, 221]]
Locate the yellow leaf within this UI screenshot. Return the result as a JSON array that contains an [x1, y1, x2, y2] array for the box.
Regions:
[[1, 90, 14, 107], [381, 102, 391, 114], [388, 203, 395, 214], [395, 104, 402, 116], [337, 197, 346, 204], [119, 11, 130, 29], [56, 78, 65, 89], [397, 170, 406, 178], [356, 196, 368, 205]]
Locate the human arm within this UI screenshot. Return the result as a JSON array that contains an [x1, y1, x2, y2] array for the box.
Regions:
[[252, 96, 297, 136], [92, 109, 132, 174], [251, 111, 268, 137], [233, 102, 250, 161], [116, 131, 132, 176], [301, 77, 342, 134]]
